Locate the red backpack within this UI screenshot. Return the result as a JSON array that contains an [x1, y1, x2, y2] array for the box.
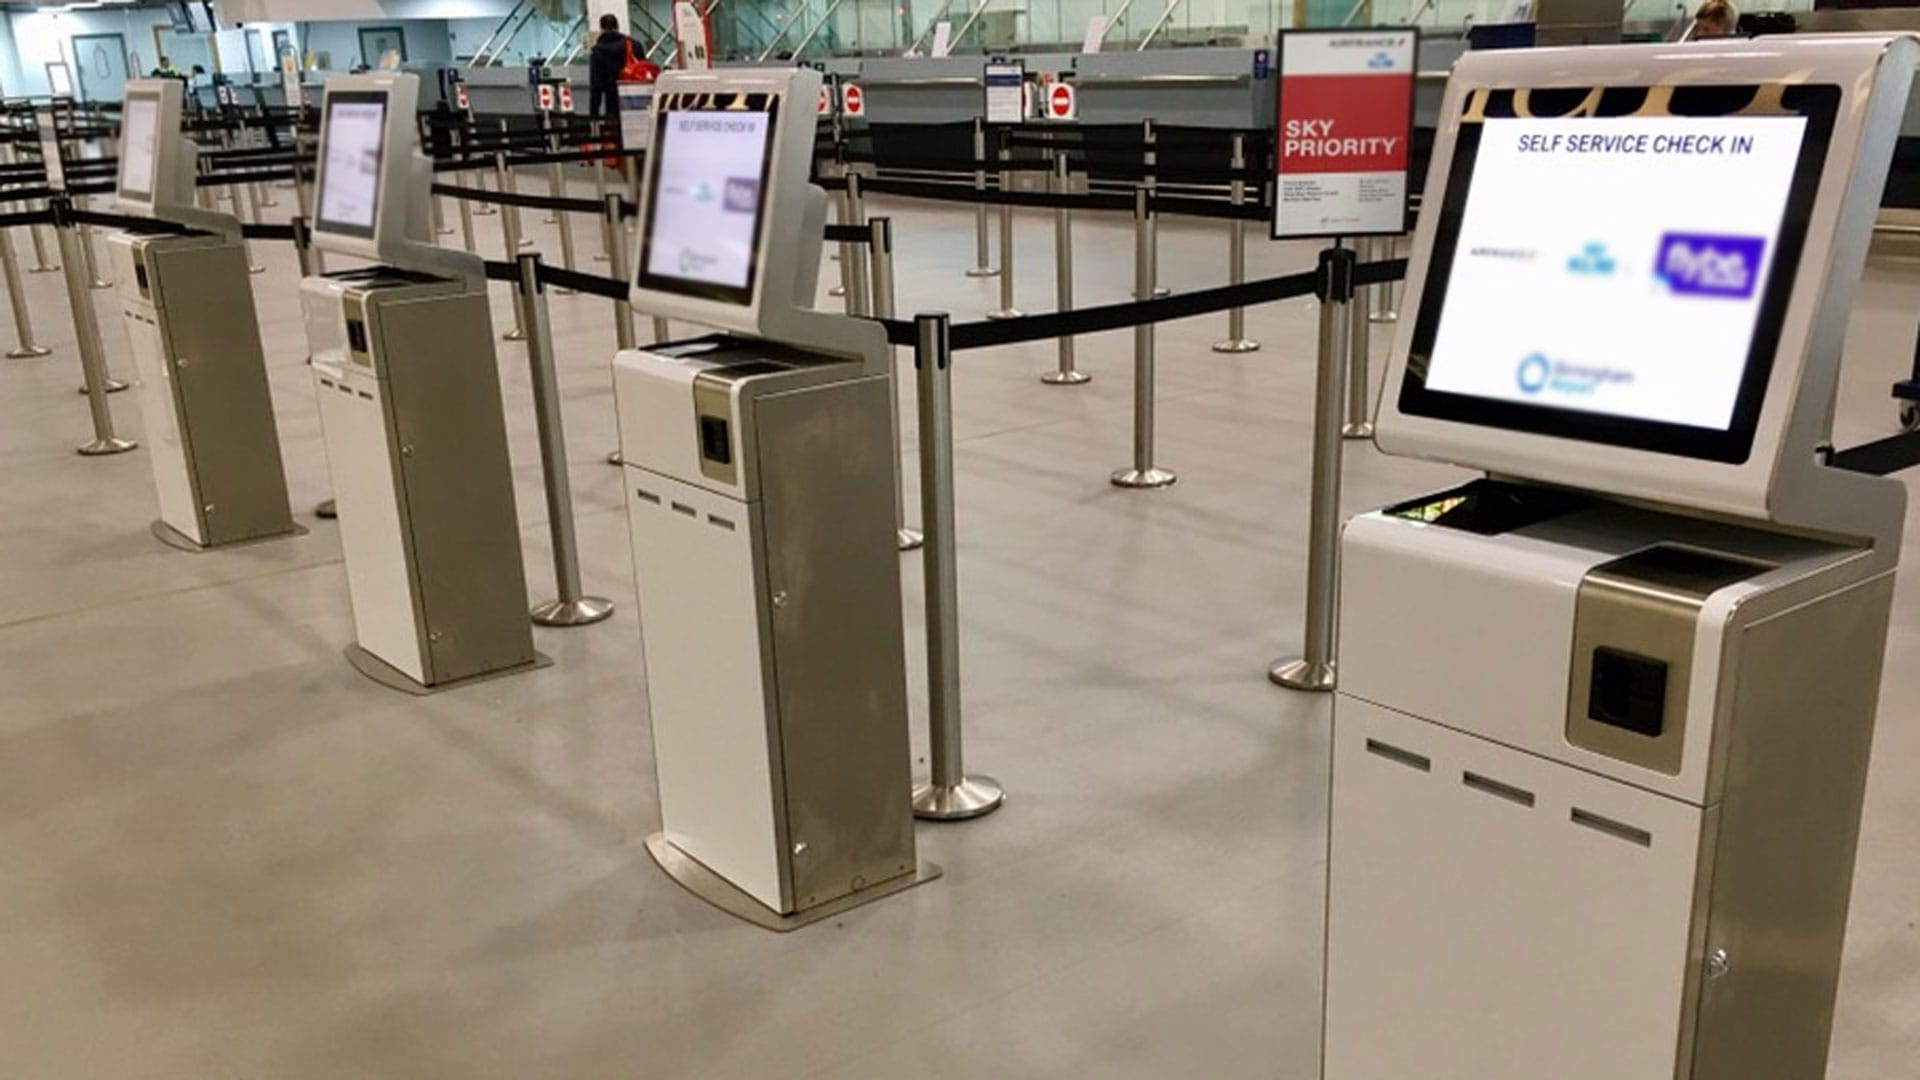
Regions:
[[620, 39, 660, 84]]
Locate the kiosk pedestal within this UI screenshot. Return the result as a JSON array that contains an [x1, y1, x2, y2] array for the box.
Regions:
[[617, 337, 927, 928], [306, 270, 543, 692], [113, 230, 298, 550], [1325, 483, 1892, 1079]]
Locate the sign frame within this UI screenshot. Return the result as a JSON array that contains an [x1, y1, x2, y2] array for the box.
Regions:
[[1270, 27, 1419, 241], [983, 58, 1026, 126]]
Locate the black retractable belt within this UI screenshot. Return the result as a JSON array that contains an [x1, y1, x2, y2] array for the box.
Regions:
[[1315, 245, 1357, 306]]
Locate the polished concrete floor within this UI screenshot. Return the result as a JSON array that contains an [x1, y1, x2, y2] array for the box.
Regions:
[[0, 177, 1916, 1078]]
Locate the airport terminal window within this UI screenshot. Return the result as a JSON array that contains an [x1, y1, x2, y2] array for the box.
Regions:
[[117, 93, 160, 202], [636, 91, 779, 307], [315, 91, 388, 240], [1397, 83, 1840, 464]]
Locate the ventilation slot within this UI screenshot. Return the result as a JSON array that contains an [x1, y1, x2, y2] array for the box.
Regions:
[[671, 502, 697, 517], [1463, 772, 1535, 808], [1571, 808, 1653, 848], [635, 489, 661, 505], [1364, 739, 1430, 773], [357, 390, 373, 400], [707, 514, 736, 531], [318, 378, 336, 390]]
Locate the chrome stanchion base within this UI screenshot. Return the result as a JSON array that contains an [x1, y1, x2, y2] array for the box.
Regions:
[[1111, 467, 1177, 489], [531, 596, 616, 627], [1342, 422, 1376, 441], [90, 278, 112, 289], [78, 379, 128, 394], [7, 345, 50, 359], [315, 499, 337, 519], [606, 450, 623, 466], [912, 775, 1005, 821], [77, 436, 137, 456], [965, 265, 999, 278], [1269, 656, 1336, 692], [986, 307, 1023, 320], [1211, 339, 1261, 354], [1040, 369, 1091, 385], [28, 264, 58, 274], [898, 527, 924, 551]]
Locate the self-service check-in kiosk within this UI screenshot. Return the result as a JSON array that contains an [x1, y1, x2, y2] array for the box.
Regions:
[[1324, 38, 1915, 1079], [303, 73, 542, 693], [111, 79, 298, 550], [614, 68, 932, 929]]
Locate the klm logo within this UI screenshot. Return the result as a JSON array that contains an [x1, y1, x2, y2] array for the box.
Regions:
[[1566, 242, 1616, 276], [1367, 52, 1396, 70]]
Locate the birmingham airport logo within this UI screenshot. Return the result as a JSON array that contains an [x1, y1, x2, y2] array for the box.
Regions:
[[1566, 242, 1616, 275], [1517, 352, 1635, 397], [1657, 233, 1764, 299]]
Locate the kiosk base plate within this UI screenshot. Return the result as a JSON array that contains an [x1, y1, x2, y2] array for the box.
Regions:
[[646, 834, 940, 932], [151, 519, 308, 554], [344, 644, 553, 696]]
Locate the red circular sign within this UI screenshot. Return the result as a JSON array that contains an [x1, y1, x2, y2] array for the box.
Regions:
[[843, 84, 864, 116], [1048, 82, 1074, 119]]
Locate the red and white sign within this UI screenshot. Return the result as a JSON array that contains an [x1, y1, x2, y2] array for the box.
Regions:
[[1046, 81, 1076, 121], [537, 83, 555, 111], [558, 84, 574, 112], [842, 82, 864, 117], [819, 84, 832, 115], [454, 84, 469, 110], [1272, 29, 1416, 239]]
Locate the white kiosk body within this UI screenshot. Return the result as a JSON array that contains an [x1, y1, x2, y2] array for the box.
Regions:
[[614, 68, 927, 928], [1324, 38, 1914, 1079], [111, 80, 297, 550], [301, 73, 539, 691]]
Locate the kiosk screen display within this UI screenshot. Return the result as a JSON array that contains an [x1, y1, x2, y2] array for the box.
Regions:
[[637, 94, 778, 305], [1399, 84, 1839, 463], [316, 92, 388, 238], [118, 93, 161, 202]]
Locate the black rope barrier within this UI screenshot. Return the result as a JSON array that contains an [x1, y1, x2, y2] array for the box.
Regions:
[[429, 180, 608, 216]]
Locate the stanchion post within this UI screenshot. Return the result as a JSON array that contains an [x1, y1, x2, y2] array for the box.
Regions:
[[0, 222, 50, 358], [868, 217, 923, 551], [291, 215, 316, 277], [499, 119, 528, 245], [77, 195, 110, 288], [547, 156, 577, 285], [987, 136, 1020, 319], [1213, 133, 1260, 353], [55, 200, 135, 456], [1370, 234, 1399, 323], [592, 147, 611, 261], [496, 150, 527, 341], [966, 118, 996, 278], [1270, 244, 1354, 692], [28, 202, 56, 274], [1141, 119, 1169, 299], [604, 194, 636, 350], [845, 171, 871, 315], [1343, 248, 1375, 440], [910, 312, 1004, 821], [515, 252, 615, 627], [457, 178, 477, 252], [1112, 189, 1175, 489], [1042, 150, 1088, 385]]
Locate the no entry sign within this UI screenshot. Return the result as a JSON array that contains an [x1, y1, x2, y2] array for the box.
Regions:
[[1272, 29, 1416, 239], [842, 82, 865, 117], [1047, 81, 1076, 121]]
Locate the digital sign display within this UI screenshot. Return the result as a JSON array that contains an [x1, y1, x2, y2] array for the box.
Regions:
[[639, 104, 776, 304], [316, 94, 387, 238], [117, 93, 161, 202]]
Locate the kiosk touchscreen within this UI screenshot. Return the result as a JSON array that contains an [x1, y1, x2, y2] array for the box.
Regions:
[[107, 79, 298, 552], [1322, 38, 1915, 1080], [301, 72, 540, 693], [613, 68, 928, 929]]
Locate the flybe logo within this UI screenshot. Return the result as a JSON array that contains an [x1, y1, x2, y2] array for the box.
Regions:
[[1657, 233, 1764, 299], [722, 177, 760, 214]]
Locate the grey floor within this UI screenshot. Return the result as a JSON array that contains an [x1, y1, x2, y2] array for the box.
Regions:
[[0, 179, 1916, 1079]]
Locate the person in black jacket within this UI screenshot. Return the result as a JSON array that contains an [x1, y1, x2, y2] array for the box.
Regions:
[[589, 14, 628, 119]]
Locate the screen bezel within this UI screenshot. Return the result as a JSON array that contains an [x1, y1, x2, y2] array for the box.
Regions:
[[634, 91, 781, 307], [1395, 83, 1840, 465], [313, 89, 389, 241], [116, 90, 163, 204]]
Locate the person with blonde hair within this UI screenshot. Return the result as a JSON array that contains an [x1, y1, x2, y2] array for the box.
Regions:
[[1693, 0, 1739, 38]]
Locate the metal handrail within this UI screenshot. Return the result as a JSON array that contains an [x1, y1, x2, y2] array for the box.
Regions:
[[468, 0, 530, 68], [1341, 0, 1368, 26], [789, 0, 847, 58], [949, 0, 995, 51], [1137, 0, 1187, 49], [1098, 0, 1140, 44], [546, 15, 585, 66], [756, 1, 813, 62], [478, 6, 539, 67], [908, 0, 961, 53]]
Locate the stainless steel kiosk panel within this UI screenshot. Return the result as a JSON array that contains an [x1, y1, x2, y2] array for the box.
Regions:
[[112, 80, 296, 550], [303, 73, 539, 691], [1323, 37, 1915, 1080], [617, 68, 929, 929]]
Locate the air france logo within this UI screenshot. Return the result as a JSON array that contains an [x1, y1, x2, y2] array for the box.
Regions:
[[1657, 233, 1765, 299], [1367, 51, 1396, 70], [1516, 354, 1551, 395], [722, 177, 760, 214], [1566, 242, 1616, 276]]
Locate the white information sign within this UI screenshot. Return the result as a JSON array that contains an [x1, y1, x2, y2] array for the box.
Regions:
[[983, 61, 1025, 125], [674, 2, 710, 70], [281, 55, 304, 109], [931, 22, 953, 58], [1083, 17, 1107, 53]]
